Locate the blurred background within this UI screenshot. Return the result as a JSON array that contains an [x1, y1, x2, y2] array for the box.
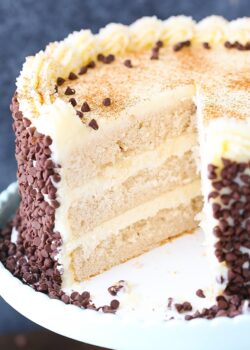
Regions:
[[0, 0, 249, 348]]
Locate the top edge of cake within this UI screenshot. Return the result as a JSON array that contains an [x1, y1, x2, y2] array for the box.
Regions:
[[16, 15, 250, 123]]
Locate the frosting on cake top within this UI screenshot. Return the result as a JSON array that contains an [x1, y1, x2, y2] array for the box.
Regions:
[[16, 16, 250, 121]]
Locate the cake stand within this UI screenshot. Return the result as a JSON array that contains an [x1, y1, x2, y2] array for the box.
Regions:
[[0, 183, 250, 350]]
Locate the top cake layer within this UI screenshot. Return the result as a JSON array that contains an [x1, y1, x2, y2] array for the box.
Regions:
[[16, 16, 250, 125]]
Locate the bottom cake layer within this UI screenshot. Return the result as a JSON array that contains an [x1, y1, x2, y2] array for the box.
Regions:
[[70, 196, 203, 282]]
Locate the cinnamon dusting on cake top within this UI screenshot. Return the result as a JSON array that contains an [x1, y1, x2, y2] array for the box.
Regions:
[[16, 16, 250, 124]]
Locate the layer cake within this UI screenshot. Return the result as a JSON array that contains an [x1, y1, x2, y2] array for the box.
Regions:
[[1, 16, 250, 318]]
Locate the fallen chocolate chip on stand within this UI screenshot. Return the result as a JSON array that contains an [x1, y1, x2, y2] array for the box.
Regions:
[[108, 280, 125, 296], [196, 289, 206, 298], [110, 299, 120, 310], [175, 301, 193, 313]]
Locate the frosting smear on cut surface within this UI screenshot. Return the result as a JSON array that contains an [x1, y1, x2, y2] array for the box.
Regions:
[[1, 16, 250, 320]]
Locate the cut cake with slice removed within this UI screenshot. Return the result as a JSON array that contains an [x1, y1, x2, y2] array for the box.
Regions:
[[1, 16, 250, 316]]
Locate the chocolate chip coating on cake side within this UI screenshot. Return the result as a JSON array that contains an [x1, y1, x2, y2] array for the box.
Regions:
[[0, 94, 120, 313], [1, 94, 63, 295], [209, 158, 250, 299]]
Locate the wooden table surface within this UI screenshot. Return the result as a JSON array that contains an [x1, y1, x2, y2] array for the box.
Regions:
[[0, 330, 108, 350]]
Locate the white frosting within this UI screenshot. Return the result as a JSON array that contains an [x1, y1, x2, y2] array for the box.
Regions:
[[129, 16, 163, 50], [196, 16, 228, 44], [97, 23, 129, 55], [226, 17, 250, 45], [206, 117, 250, 166], [162, 16, 195, 44], [49, 29, 96, 74]]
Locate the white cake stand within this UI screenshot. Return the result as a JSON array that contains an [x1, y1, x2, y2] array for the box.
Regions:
[[0, 183, 250, 350]]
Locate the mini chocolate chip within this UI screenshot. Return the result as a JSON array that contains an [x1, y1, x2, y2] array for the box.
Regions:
[[108, 281, 125, 296], [68, 72, 78, 80], [173, 40, 191, 52], [156, 40, 163, 48], [224, 41, 232, 49], [56, 77, 65, 86], [203, 42, 211, 49], [150, 50, 159, 60], [196, 289, 206, 298], [102, 97, 111, 106], [76, 111, 83, 118], [81, 102, 91, 112], [110, 299, 120, 310], [87, 61, 96, 68], [65, 87, 75, 95], [124, 59, 133, 68], [78, 66, 88, 75], [88, 119, 99, 130], [167, 297, 173, 308], [69, 98, 77, 107], [97, 53, 105, 62], [61, 294, 70, 304], [104, 54, 115, 64]]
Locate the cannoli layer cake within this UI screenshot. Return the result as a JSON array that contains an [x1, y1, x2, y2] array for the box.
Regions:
[[1, 16, 250, 318]]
